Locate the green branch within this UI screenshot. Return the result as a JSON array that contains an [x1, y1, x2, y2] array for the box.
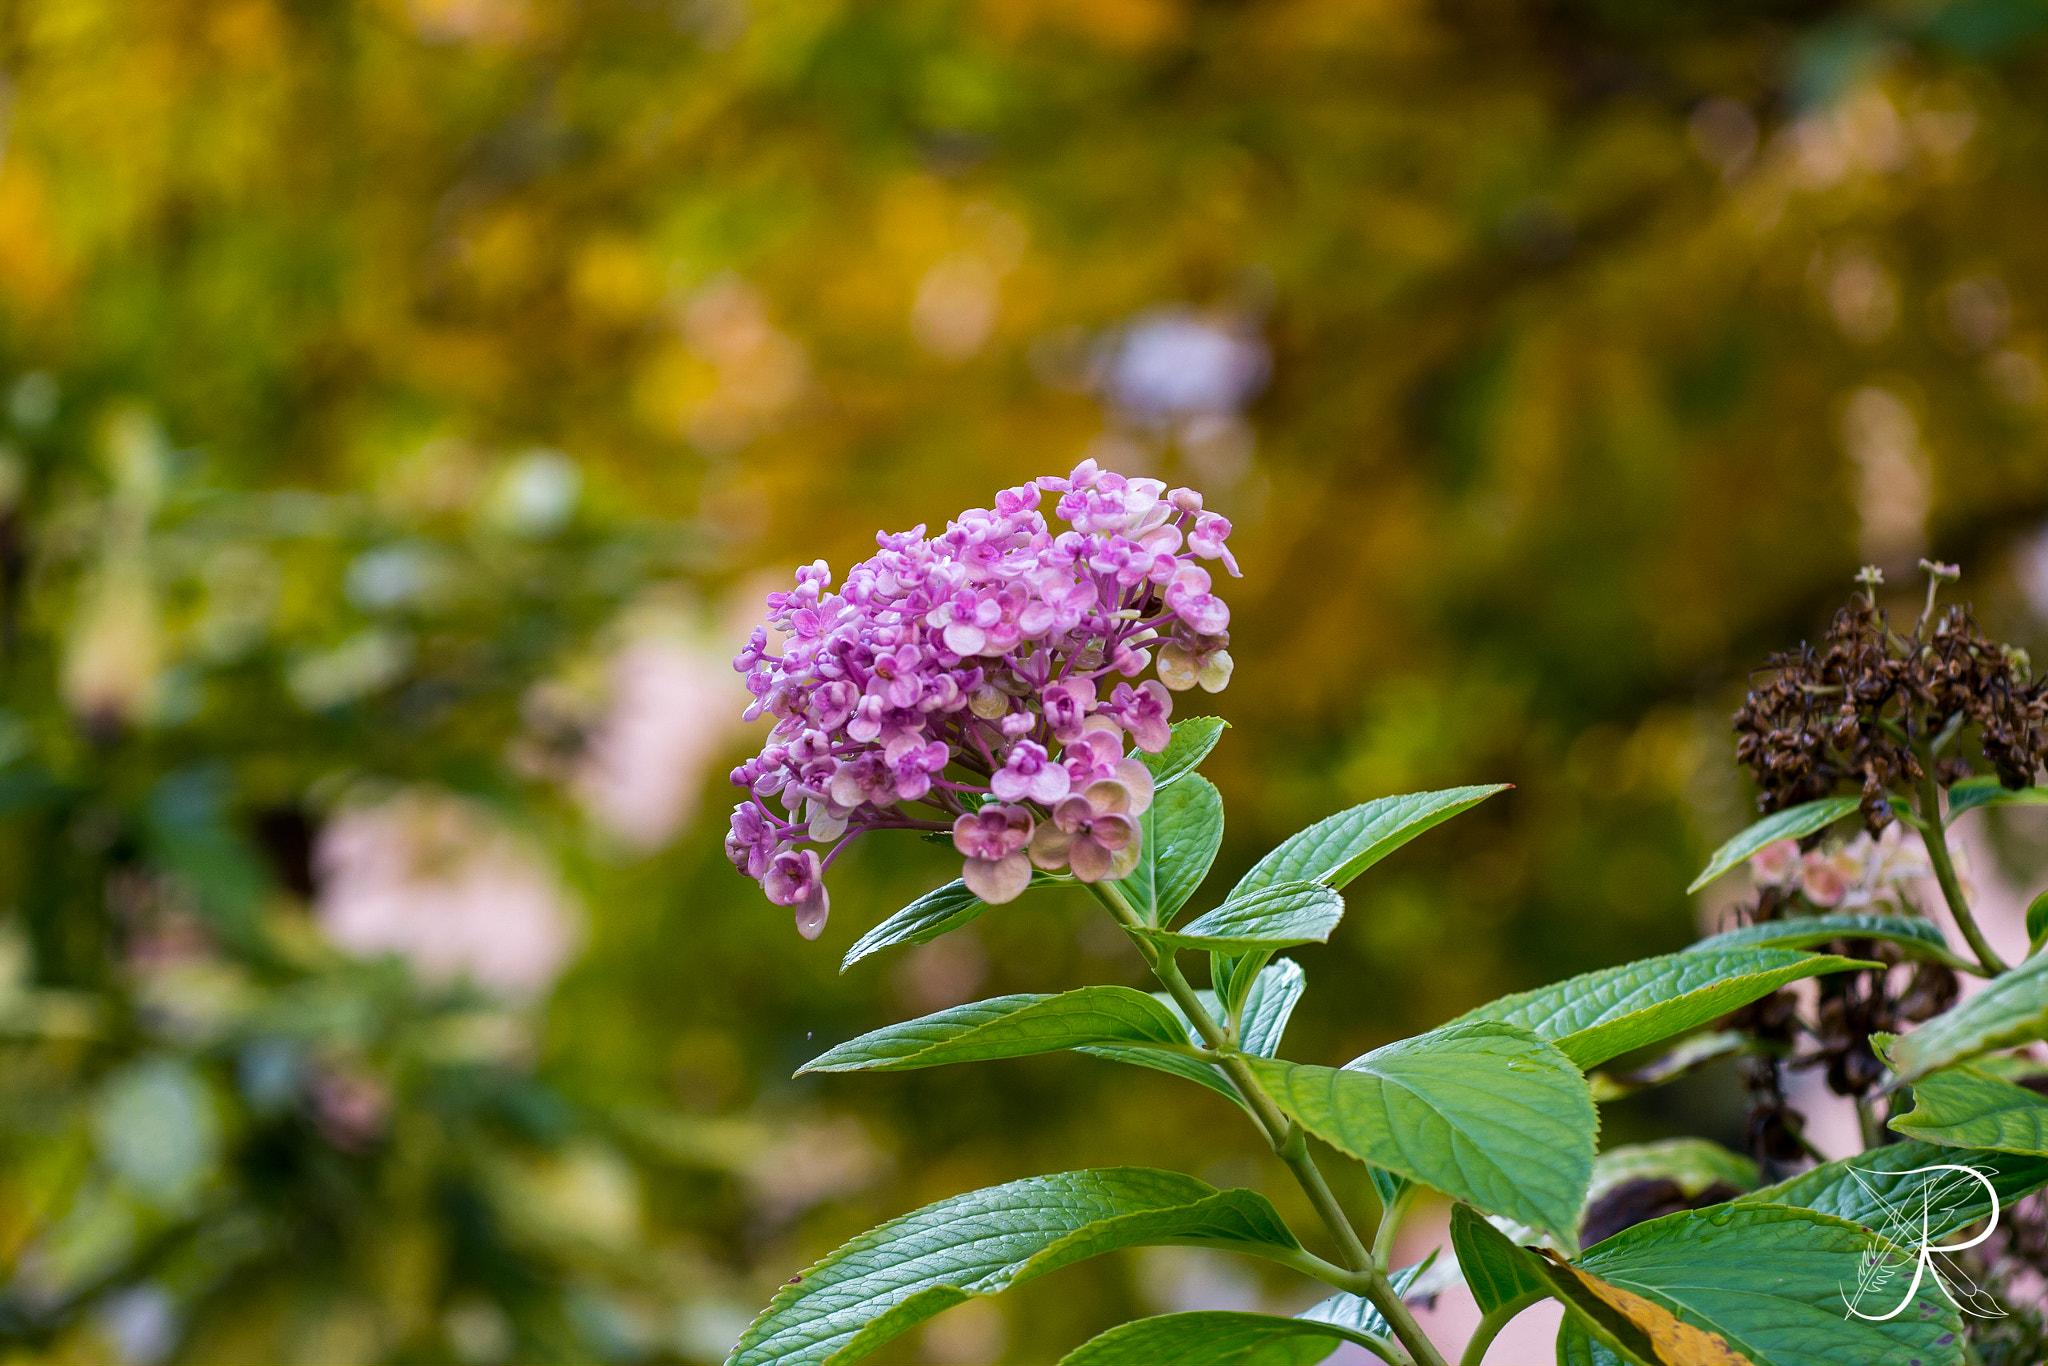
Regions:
[[1086, 879, 1448, 1366], [1372, 1180, 1419, 1271], [1914, 771, 2009, 976], [1459, 1292, 1544, 1366]]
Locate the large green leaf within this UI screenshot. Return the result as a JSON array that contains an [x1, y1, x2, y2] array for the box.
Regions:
[[1686, 797, 1861, 894], [1138, 716, 1229, 789], [1146, 881, 1345, 952], [1945, 774, 2048, 816], [1888, 948, 2048, 1082], [1449, 1202, 1551, 1316], [1248, 1022, 1596, 1245], [1449, 949, 1873, 1070], [841, 873, 1062, 972], [1055, 1312, 1370, 1366], [1574, 1204, 1964, 1366], [1688, 914, 1968, 971], [1742, 1139, 2048, 1239], [727, 1168, 1303, 1366], [1123, 774, 1224, 926], [1230, 785, 1509, 899], [1889, 1062, 2048, 1154], [800, 988, 1191, 1074]]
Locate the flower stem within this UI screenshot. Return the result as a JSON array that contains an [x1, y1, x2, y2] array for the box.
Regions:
[[1086, 880, 1448, 1366], [1913, 772, 2010, 976]]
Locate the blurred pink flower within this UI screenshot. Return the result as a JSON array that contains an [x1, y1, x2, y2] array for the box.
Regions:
[[576, 637, 743, 850], [1798, 854, 1848, 907], [1748, 838, 1802, 887], [315, 789, 579, 997], [1757, 824, 1936, 910]]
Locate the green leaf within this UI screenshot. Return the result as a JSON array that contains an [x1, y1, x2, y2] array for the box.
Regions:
[[1231, 784, 1509, 899], [2028, 890, 2048, 956], [1575, 1204, 1964, 1366], [1123, 774, 1224, 926], [727, 1168, 1303, 1366], [1686, 797, 1861, 894], [1075, 1041, 1248, 1108], [1146, 881, 1346, 952], [1888, 948, 2048, 1082], [841, 874, 1063, 972], [1742, 1139, 2048, 1238], [1074, 992, 1243, 1108], [1248, 1021, 1597, 1245], [1689, 914, 1969, 971], [800, 988, 1192, 1074], [1967, 1049, 2048, 1084], [1945, 774, 2048, 816], [1237, 959, 1306, 1058], [1449, 1202, 1551, 1316], [1075, 959, 1305, 1111], [1211, 950, 1271, 1019], [1889, 1062, 2048, 1154], [1138, 716, 1229, 789], [1055, 1312, 1367, 1366], [1588, 1031, 1754, 1103], [1589, 1140, 1756, 1210], [1449, 949, 1874, 1070]]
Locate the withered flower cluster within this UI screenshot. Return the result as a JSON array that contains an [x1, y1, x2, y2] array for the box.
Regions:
[[1733, 574, 2048, 830]]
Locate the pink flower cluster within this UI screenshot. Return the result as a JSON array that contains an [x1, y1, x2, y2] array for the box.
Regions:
[[725, 463, 1239, 937], [1748, 824, 1935, 910]]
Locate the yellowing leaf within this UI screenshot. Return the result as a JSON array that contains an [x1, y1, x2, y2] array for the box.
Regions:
[[1548, 1259, 1754, 1366]]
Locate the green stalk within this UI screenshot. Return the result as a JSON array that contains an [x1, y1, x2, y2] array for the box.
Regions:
[[1458, 1293, 1542, 1366], [1855, 1096, 1884, 1152], [1087, 880, 1447, 1366], [1372, 1180, 1419, 1271], [1914, 771, 2010, 976]]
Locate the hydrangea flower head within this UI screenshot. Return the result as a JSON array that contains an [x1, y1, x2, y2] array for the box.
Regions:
[[725, 463, 1239, 936]]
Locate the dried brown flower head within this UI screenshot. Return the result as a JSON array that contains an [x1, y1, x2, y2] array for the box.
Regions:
[[1733, 568, 2048, 829]]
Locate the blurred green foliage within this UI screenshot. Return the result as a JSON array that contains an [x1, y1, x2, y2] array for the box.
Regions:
[[6, 0, 2048, 1361]]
